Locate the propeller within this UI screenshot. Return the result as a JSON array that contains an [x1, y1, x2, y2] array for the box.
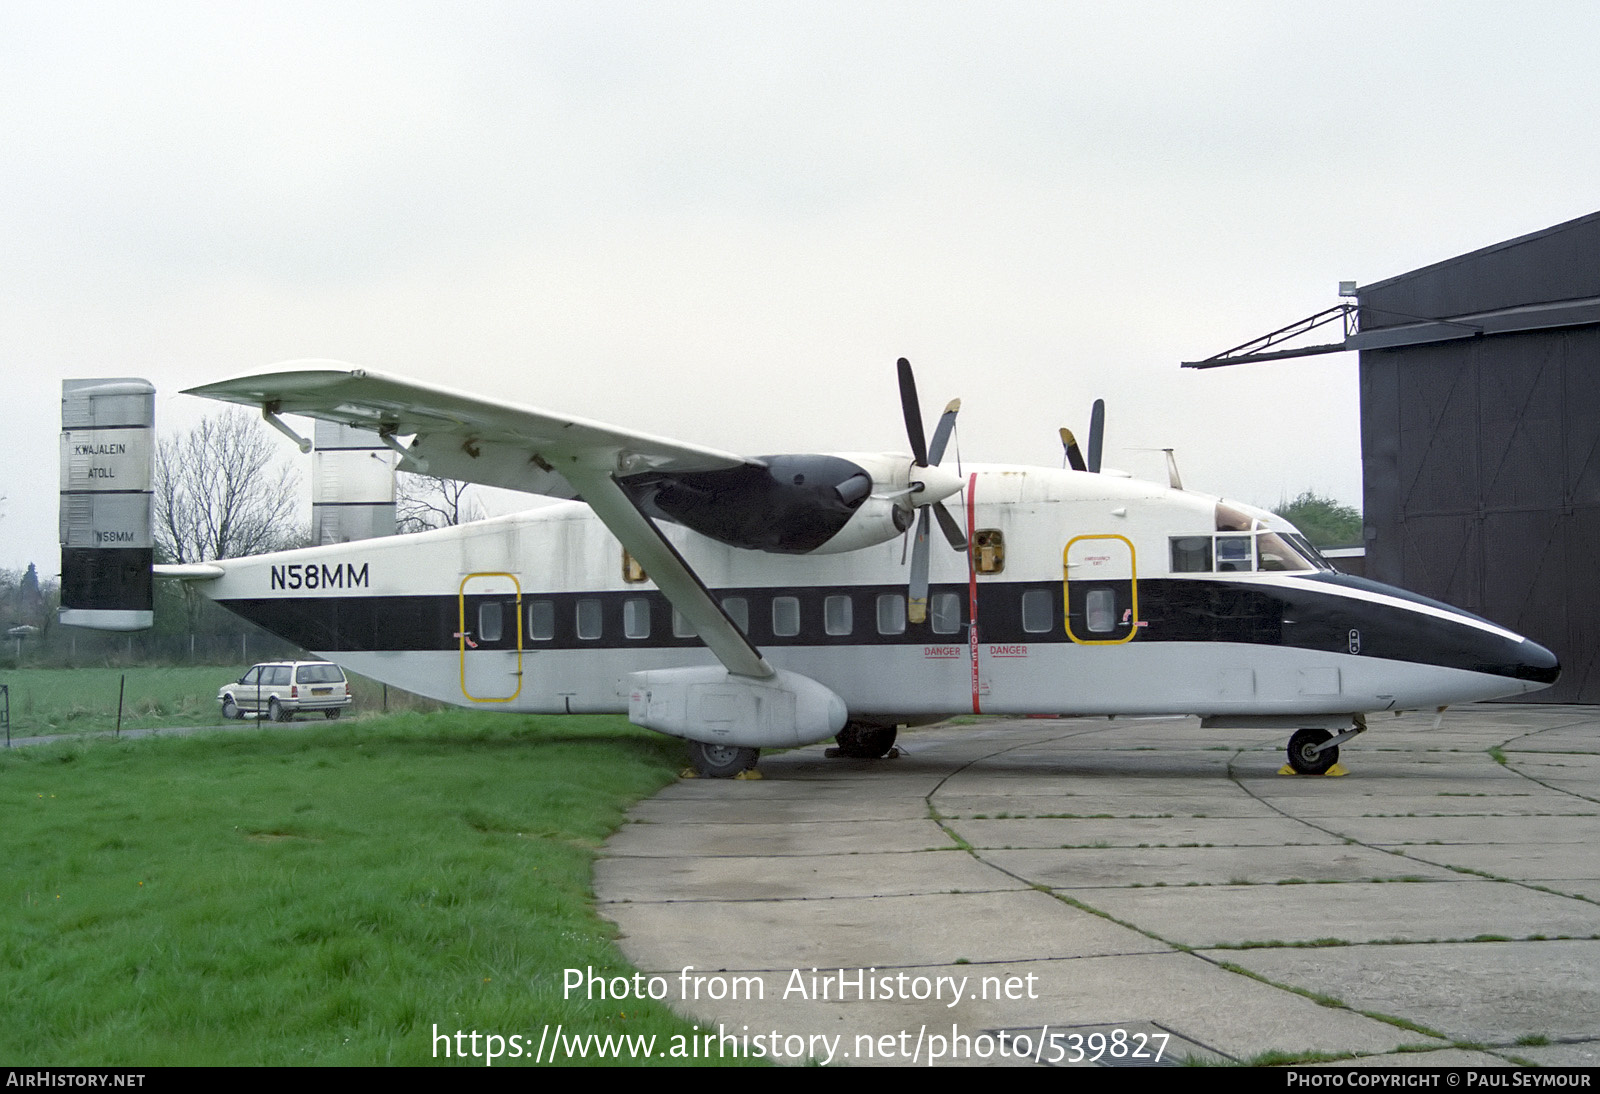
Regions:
[[1059, 399, 1107, 474], [896, 358, 968, 624]]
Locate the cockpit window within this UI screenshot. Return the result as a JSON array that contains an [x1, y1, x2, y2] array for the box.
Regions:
[[1171, 530, 1321, 574], [1215, 535, 1253, 572], [1170, 536, 1212, 573], [1215, 502, 1254, 532], [1284, 533, 1335, 571], [1256, 531, 1314, 572]]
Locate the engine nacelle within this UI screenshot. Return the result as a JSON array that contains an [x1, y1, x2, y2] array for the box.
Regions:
[[809, 496, 913, 554], [627, 666, 848, 749]]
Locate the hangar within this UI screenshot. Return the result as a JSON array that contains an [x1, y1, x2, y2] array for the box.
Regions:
[[1189, 210, 1600, 703]]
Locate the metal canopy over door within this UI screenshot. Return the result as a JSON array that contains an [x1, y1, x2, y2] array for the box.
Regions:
[[1065, 534, 1140, 644], [458, 572, 523, 702]]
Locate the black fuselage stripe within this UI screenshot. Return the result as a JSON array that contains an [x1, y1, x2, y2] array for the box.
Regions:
[[216, 576, 1552, 683]]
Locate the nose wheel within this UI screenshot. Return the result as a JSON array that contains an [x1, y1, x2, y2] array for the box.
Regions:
[[1287, 728, 1338, 775]]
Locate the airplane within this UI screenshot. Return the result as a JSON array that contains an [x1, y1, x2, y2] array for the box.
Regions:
[[63, 359, 1560, 778]]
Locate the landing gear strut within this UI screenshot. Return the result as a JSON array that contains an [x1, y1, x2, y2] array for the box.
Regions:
[[689, 741, 759, 778]]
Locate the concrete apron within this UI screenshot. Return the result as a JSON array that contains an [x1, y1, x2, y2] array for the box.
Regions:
[[596, 706, 1600, 1067]]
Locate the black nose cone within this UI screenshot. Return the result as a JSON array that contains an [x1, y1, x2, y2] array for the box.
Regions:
[[1516, 639, 1561, 685]]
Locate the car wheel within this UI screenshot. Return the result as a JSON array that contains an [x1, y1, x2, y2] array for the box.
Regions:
[[269, 698, 292, 723], [221, 696, 241, 721], [324, 709, 341, 720]]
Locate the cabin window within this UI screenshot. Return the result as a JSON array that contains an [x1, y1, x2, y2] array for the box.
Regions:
[[930, 592, 961, 635], [1021, 589, 1053, 633], [1085, 588, 1117, 633], [240, 667, 261, 686], [876, 593, 906, 635], [527, 600, 554, 641], [824, 595, 853, 636], [721, 597, 749, 634], [1170, 536, 1212, 573], [576, 599, 603, 640], [621, 550, 648, 584], [623, 598, 651, 639], [266, 665, 291, 686], [478, 602, 504, 643], [672, 607, 696, 638], [1215, 535, 1253, 572], [974, 529, 1005, 574], [772, 596, 801, 637]]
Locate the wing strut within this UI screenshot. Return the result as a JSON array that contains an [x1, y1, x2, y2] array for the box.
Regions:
[[560, 465, 775, 680]]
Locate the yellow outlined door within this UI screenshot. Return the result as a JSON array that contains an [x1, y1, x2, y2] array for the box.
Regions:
[[459, 572, 523, 702], [1064, 534, 1139, 645]]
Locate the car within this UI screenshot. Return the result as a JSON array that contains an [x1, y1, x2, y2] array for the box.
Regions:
[[219, 660, 352, 722]]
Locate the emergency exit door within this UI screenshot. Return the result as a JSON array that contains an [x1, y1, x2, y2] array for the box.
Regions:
[[459, 572, 523, 701]]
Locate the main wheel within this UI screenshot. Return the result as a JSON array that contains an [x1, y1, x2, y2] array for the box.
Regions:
[[833, 723, 899, 759], [1287, 728, 1337, 775], [221, 696, 241, 721], [324, 709, 341, 720], [689, 741, 758, 778], [269, 698, 292, 723]]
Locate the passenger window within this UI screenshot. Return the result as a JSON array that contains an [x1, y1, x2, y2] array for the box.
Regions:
[[824, 595, 853, 636], [576, 599, 602, 640], [930, 592, 961, 635], [478, 602, 503, 642], [527, 600, 554, 641], [1170, 536, 1212, 573], [240, 667, 261, 685], [877, 594, 906, 635], [672, 607, 696, 638], [772, 596, 800, 637], [268, 666, 290, 686], [623, 598, 651, 639], [1021, 589, 1053, 633], [721, 597, 749, 634], [1216, 535, 1253, 572], [1085, 588, 1116, 633]]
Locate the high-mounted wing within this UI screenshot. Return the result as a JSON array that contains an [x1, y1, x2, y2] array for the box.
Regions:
[[184, 362, 774, 679], [184, 361, 762, 497]]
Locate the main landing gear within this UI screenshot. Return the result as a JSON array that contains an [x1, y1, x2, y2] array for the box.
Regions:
[[828, 723, 899, 760], [688, 741, 760, 779]]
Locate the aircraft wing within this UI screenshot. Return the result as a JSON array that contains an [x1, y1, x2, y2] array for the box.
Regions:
[[184, 363, 762, 496], [185, 362, 774, 679]]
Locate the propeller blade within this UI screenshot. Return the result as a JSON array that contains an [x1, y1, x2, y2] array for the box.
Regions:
[[1087, 398, 1105, 474], [908, 506, 931, 624], [1060, 427, 1087, 472], [897, 357, 929, 467], [927, 398, 960, 465], [932, 499, 967, 551]]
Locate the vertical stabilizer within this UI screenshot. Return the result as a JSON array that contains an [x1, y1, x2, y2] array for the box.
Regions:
[[59, 378, 155, 630]]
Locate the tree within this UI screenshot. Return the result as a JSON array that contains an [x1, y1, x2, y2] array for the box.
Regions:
[[395, 473, 483, 533], [1274, 491, 1362, 549], [154, 408, 303, 564]]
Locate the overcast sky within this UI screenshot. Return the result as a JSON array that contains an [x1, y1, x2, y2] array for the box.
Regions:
[[5, 1, 1599, 573]]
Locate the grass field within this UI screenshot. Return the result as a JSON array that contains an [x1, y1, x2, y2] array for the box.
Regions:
[[1, 697, 743, 1066], [0, 665, 432, 739]]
